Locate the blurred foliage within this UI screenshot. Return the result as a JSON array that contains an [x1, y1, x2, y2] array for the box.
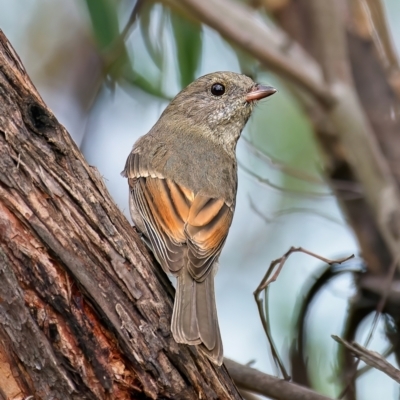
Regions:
[[170, 11, 202, 88], [139, 1, 165, 70], [85, 0, 130, 80], [85, 0, 119, 49], [84, 1, 201, 97], [84, 0, 168, 97]]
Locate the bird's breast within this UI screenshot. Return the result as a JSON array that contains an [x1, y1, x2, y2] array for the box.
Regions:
[[162, 134, 238, 205]]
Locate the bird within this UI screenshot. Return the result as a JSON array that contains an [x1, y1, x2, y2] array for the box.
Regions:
[[122, 71, 276, 365]]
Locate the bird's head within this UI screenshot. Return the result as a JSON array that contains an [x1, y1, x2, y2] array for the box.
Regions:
[[159, 71, 276, 151]]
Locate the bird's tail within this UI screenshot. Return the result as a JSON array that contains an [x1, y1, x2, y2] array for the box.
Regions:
[[171, 266, 223, 365]]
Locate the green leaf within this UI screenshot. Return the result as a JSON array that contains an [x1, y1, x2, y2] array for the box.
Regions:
[[170, 11, 203, 88], [139, 2, 165, 70], [84, 0, 130, 80], [85, 0, 168, 98], [84, 0, 119, 50]]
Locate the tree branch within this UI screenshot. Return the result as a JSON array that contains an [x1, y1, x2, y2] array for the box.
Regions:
[[308, 0, 353, 85], [332, 336, 400, 384], [363, 0, 400, 72], [225, 358, 334, 400], [163, 0, 335, 106], [308, 0, 400, 267]]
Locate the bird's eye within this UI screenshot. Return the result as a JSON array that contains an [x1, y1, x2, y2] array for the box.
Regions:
[[211, 83, 225, 96]]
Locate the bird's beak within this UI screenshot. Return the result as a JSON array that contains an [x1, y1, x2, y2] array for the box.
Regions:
[[246, 84, 277, 102]]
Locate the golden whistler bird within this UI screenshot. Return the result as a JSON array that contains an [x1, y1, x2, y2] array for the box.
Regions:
[[123, 72, 276, 365]]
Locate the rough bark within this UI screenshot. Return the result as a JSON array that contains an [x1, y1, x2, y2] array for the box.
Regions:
[[0, 30, 242, 400]]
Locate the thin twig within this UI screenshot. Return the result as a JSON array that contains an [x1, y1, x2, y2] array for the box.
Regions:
[[363, 0, 400, 70], [361, 0, 400, 97], [238, 160, 332, 198], [242, 136, 325, 185], [253, 247, 354, 380], [332, 336, 400, 384], [338, 256, 398, 398], [364, 257, 398, 346], [243, 137, 364, 196], [121, 0, 145, 41], [356, 344, 394, 378], [225, 358, 335, 400], [248, 195, 345, 226], [102, 0, 144, 68]]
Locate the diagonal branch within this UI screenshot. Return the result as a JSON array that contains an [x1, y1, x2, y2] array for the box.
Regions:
[[363, 0, 400, 70], [225, 358, 335, 400], [254, 247, 354, 380], [332, 336, 400, 384]]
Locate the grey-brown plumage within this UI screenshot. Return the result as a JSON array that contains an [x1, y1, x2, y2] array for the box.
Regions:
[[122, 71, 276, 365]]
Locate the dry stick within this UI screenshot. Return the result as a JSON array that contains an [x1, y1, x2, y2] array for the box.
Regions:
[[225, 358, 335, 400], [120, 0, 145, 41], [332, 336, 400, 384], [356, 345, 394, 378], [242, 136, 325, 185], [238, 161, 332, 198], [248, 196, 345, 227], [338, 256, 398, 398], [363, 257, 398, 347], [362, 0, 400, 71], [253, 247, 354, 380], [243, 137, 364, 199], [362, 0, 400, 98]]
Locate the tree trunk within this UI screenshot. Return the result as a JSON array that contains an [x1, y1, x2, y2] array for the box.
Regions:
[[0, 30, 242, 400]]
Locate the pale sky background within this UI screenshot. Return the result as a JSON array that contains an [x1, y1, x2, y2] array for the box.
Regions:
[[0, 1, 399, 398]]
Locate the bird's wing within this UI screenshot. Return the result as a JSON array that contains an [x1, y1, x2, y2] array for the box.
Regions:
[[123, 152, 233, 280], [185, 195, 232, 280]]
